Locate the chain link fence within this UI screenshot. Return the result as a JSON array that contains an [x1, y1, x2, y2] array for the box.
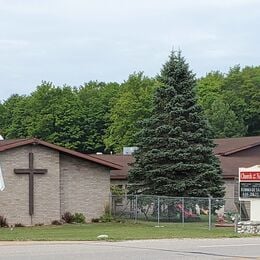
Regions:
[[110, 195, 250, 230]]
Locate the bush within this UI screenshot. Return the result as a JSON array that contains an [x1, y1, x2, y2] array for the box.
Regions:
[[99, 203, 114, 223], [61, 212, 86, 224], [14, 223, 25, 227], [61, 212, 74, 224], [0, 215, 8, 227], [91, 218, 100, 223], [100, 213, 113, 223], [51, 220, 63, 225], [72, 213, 86, 224], [111, 185, 125, 196]]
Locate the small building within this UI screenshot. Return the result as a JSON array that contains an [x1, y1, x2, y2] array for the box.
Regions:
[[0, 138, 122, 226], [92, 136, 260, 203], [215, 136, 260, 215]]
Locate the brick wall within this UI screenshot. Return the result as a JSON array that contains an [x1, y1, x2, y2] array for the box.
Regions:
[[60, 154, 110, 221], [0, 144, 111, 225], [0, 145, 60, 226]]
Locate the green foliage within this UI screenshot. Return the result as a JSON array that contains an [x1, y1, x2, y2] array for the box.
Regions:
[[0, 64, 259, 152], [205, 99, 247, 138], [105, 72, 158, 152], [0, 81, 120, 153], [61, 212, 86, 224], [196, 71, 224, 111], [0, 83, 84, 150], [223, 65, 260, 136], [110, 185, 125, 196], [77, 81, 120, 153], [129, 51, 225, 198], [72, 213, 86, 224], [28, 82, 84, 150], [0, 94, 30, 138], [99, 204, 114, 222], [196, 66, 260, 137], [100, 213, 114, 223]]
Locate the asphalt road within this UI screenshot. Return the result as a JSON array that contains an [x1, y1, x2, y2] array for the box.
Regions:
[[0, 237, 260, 260]]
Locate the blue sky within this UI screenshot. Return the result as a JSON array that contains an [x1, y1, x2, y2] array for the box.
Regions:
[[0, 0, 259, 101]]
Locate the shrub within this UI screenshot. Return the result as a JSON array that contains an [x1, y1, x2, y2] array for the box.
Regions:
[[14, 223, 25, 227], [99, 204, 113, 223], [0, 215, 8, 227], [91, 218, 100, 223], [111, 185, 125, 196], [72, 213, 86, 224], [100, 213, 113, 223], [34, 223, 44, 226], [51, 220, 63, 225], [61, 212, 74, 224]]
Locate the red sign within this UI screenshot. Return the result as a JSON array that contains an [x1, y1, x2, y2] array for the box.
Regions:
[[240, 172, 260, 181]]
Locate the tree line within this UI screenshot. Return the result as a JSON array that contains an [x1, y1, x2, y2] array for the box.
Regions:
[[0, 65, 259, 154]]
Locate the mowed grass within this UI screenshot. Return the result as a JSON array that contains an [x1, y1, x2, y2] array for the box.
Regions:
[[0, 222, 250, 241]]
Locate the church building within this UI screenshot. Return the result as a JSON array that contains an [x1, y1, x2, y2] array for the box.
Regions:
[[92, 136, 260, 215], [0, 138, 122, 226]]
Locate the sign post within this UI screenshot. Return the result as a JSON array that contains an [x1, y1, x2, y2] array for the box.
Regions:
[[239, 165, 260, 221]]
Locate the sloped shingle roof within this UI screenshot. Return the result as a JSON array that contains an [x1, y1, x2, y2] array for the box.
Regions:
[[214, 136, 260, 155], [93, 136, 260, 180], [91, 154, 133, 180], [0, 138, 122, 170]]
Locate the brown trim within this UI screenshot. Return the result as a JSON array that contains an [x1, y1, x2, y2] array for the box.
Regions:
[[0, 139, 35, 152], [218, 143, 260, 156], [223, 175, 236, 180], [111, 175, 128, 180], [111, 175, 237, 181], [0, 138, 122, 170]]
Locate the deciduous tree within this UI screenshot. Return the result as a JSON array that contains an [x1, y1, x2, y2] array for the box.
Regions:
[[105, 72, 157, 152]]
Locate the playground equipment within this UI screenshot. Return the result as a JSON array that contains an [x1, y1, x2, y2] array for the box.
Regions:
[[175, 203, 199, 219]]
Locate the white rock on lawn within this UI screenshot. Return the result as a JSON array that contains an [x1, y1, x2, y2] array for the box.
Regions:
[[97, 234, 109, 239]]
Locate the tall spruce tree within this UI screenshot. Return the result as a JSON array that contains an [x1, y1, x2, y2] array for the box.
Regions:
[[129, 51, 225, 198]]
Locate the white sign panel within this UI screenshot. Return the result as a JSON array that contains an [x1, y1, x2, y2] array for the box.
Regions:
[[239, 165, 260, 221]]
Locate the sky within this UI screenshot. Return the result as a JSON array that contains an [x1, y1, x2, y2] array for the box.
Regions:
[[0, 0, 260, 101]]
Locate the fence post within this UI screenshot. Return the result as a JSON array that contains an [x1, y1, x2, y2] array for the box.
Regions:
[[157, 196, 160, 227], [181, 197, 185, 226], [234, 214, 238, 233], [109, 192, 112, 216], [239, 200, 242, 221], [208, 197, 212, 231], [134, 195, 138, 223]]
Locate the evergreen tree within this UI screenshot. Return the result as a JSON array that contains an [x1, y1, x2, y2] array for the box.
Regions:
[[129, 51, 225, 198]]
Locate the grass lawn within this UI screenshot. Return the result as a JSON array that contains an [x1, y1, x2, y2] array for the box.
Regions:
[[0, 222, 251, 241]]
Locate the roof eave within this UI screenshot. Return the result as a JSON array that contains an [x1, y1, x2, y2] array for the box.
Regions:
[[221, 143, 260, 156], [0, 138, 122, 170]]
